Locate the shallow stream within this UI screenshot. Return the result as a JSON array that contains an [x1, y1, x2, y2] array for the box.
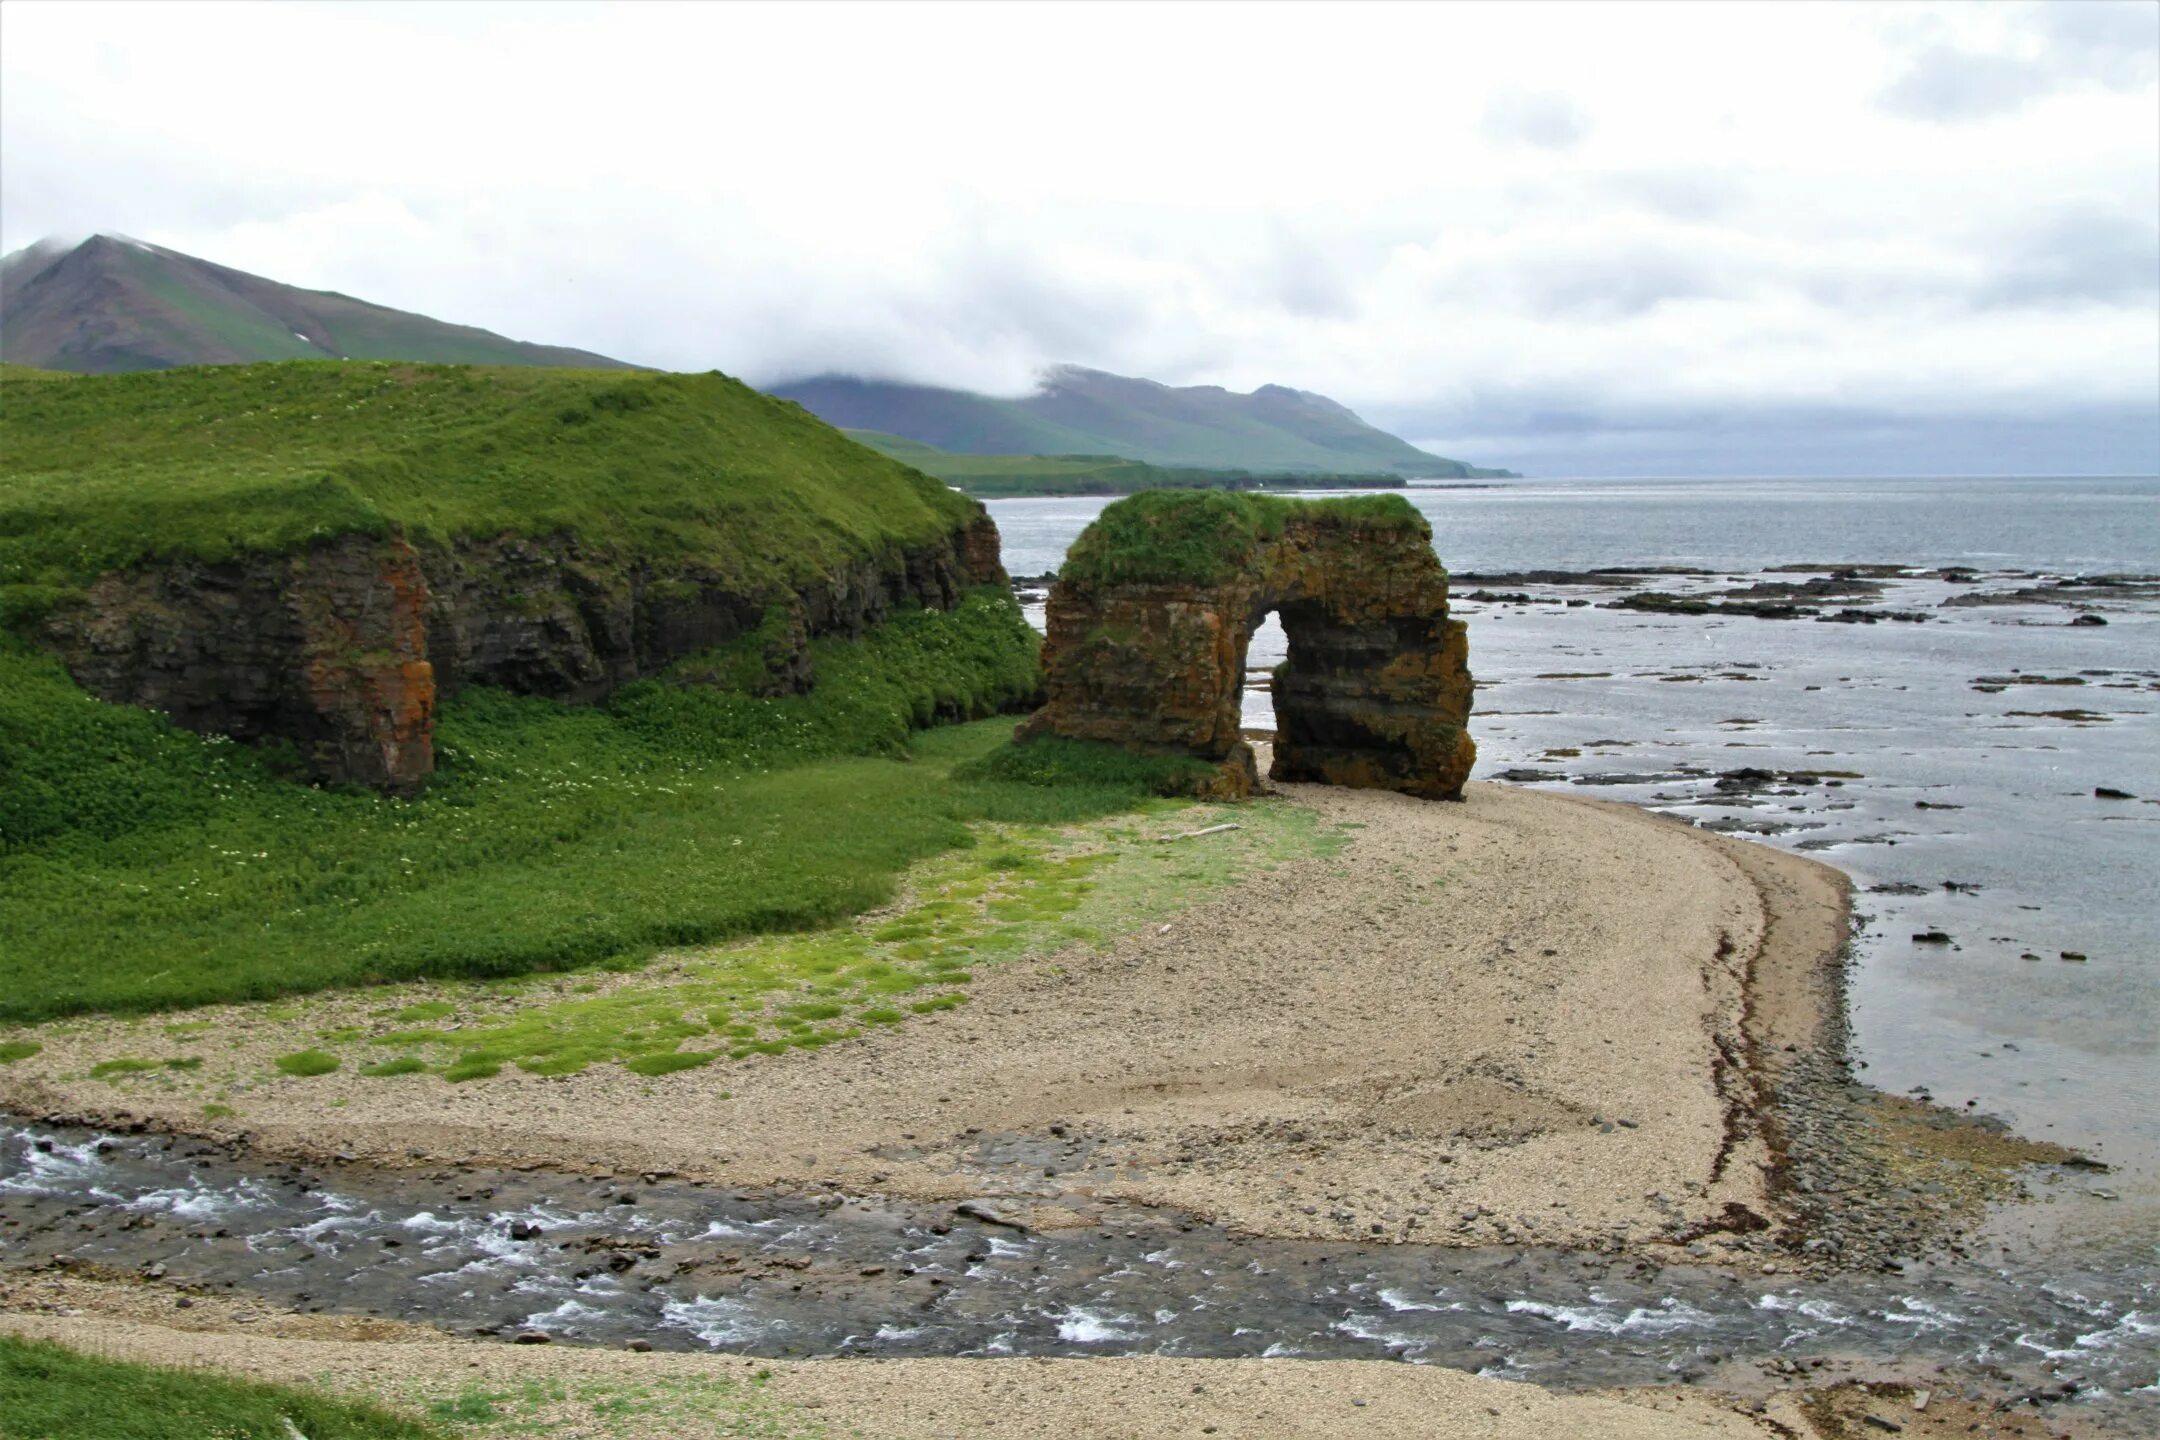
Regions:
[[2, 1118, 2153, 1423]]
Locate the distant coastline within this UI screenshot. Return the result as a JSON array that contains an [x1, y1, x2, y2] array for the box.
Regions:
[[846, 427, 1517, 497]]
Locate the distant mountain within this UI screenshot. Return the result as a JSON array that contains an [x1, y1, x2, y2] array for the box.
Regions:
[[0, 235, 632, 374], [772, 365, 1512, 478], [843, 429, 1410, 498]]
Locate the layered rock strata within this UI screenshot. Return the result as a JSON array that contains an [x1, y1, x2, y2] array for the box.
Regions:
[[40, 513, 1007, 796], [1018, 506, 1473, 799]]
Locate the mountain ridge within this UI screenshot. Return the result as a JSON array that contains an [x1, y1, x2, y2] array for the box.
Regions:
[[0, 234, 633, 374], [772, 365, 1512, 478]]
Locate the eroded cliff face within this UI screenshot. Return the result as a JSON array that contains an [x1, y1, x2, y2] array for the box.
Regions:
[[1017, 513, 1473, 800], [40, 512, 1007, 795]]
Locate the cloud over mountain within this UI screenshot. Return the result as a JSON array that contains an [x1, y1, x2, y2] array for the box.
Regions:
[[3, 0, 2153, 475]]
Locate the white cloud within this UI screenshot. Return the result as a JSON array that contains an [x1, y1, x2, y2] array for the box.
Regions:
[[2, 0, 2154, 473], [1878, 0, 2159, 122], [1481, 90, 1591, 150]]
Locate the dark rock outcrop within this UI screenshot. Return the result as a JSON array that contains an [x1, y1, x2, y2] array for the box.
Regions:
[[1017, 506, 1473, 799], [48, 534, 436, 795], [39, 512, 1007, 796]]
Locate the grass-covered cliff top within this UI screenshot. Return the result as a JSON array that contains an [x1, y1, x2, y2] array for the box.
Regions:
[[1060, 489, 1433, 587], [0, 361, 979, 600]]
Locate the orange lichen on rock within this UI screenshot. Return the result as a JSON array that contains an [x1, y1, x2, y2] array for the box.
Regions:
[[1018, 493, 1474, 800], [296, 539, 437, 796]]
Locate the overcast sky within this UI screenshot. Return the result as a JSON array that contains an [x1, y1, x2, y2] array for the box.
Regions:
[[4, 0, 2156, 476]]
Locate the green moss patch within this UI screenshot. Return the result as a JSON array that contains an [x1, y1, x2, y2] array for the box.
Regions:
[[273, 1048, 341, 1077], [407, 1370, 822, 1439], [621, 1050, 716, 1077]]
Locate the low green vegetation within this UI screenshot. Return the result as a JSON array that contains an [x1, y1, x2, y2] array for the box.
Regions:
[[845, 429, 1406, 498], [413, 1371, 823, 1439], [0, 590, 1083, 1022], [335, 814, 1106, 1080], [0, 1333, 447, 1440], [953, 732, 1220, 793], [259, 782, 1337, 1084], [1060, 488, 1432, 587], [273, 1048, 341, 1077], [0, 362, 977, 607]]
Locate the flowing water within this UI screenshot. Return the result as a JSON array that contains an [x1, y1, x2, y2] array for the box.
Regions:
[[3, 1120, 2154, 1418], [5, 476, 2156, 1421]]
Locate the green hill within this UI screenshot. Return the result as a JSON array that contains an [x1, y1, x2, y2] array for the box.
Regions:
[[844, 429, 1406, 498], [774, 366, 1513, 478], [0, 235, 633, 374], [1, 359, 1124, 1027], [1, 361, 971, 599]]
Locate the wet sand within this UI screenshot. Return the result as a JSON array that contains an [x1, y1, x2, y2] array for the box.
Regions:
[[2, 782, 1847, 1257]]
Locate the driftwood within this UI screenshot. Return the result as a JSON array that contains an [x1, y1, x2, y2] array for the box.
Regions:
[[1160, 822, 1241, 842]]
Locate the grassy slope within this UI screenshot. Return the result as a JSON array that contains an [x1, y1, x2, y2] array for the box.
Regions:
[[843, 430, 1405, 498], [1059, 488, 1432, 587], [0, 1332, 834, 1440], [0, 361, 1137, 1023], [0, 362, 977, 604], [0, 1334, 446, 1440], [0, 590, 1107, 1022], [119, 243, 322, 364]]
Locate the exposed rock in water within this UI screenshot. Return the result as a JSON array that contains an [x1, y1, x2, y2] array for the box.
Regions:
[[1763, 562, 1912, 577], [1940, 574, 2160, 608], [1453, 566, 1713, 585], [1721, 574, 1887, 601], [1818, 608, 1929, 624], [38, 513, 1008, 796], [1018, 495, 1474, 800], [1604, 591, 1816, 620]]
